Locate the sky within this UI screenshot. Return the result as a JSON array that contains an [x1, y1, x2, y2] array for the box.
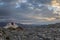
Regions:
[[0, 0, 60, 24]]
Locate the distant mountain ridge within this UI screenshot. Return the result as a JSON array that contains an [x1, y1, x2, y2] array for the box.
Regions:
[[0, 22, 8, 27], [0, 22, 60, 28]]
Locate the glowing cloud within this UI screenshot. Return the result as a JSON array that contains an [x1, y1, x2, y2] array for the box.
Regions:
[[30, 16, 56, 21], [51, 0, 60, 16], [51, 0, 60, 7]]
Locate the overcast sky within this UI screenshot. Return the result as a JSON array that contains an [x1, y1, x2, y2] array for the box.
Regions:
[[0, 0, 60, 24]]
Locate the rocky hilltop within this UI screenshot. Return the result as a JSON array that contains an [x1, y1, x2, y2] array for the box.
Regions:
[[0, 22, 60, 40]]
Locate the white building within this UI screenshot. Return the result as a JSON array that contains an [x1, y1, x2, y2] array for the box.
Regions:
[[4, 22, 18, 28]]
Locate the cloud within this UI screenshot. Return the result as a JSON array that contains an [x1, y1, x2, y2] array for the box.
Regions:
[[0, 8, 11, 16], [30, 16, 56, 21], [17, 0, 27, 3], [1, 0, 17, 3], [0, 0, 60, 24], [28, 0, 51, 4]]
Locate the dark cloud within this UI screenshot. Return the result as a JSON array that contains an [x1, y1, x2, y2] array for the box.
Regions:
[[28, 0, 52, 4], [1, 0, 51, 3], [1, 0, 16, 3], [0, 8, 11, 16]]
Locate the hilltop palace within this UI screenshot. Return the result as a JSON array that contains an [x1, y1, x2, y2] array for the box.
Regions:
[[4, 22, 18, 28]]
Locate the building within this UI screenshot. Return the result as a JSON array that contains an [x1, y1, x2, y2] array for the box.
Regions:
[[4, 22, 18, 29]]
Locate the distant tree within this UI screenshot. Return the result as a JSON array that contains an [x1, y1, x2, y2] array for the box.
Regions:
[[45, 38, 50, 40], [54, 38, 56, 40], [6, 36, 10, 40]]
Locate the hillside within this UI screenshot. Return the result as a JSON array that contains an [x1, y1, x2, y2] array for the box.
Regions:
[[0, 22, 60, 40]]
